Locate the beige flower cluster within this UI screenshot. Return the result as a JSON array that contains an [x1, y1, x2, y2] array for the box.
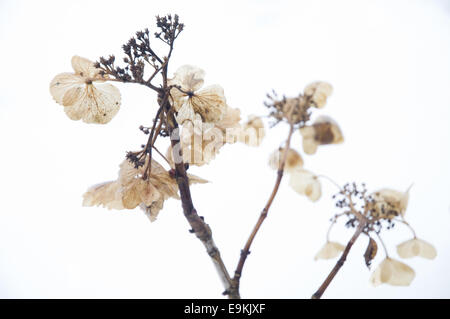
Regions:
[[265, 82, 343, 202], [314, 185, 436, 287], [167, 65, 266, 166], [369, 186, 411, 219], [50, 56, 121, 124], [83, 157, 207, 222]]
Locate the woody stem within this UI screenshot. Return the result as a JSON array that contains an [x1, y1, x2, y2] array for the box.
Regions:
[[311, 222, 365, 299], [230, 122, 295, 296], [161, 93, 236, 298]]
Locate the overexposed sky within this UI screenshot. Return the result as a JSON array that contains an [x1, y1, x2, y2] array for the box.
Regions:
[[0, 0, 449, 298]]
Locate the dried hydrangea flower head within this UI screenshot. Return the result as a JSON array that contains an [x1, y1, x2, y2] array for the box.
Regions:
[[311, 182, 437, 297], [300, 116, 344, 155], [303, 81, 333, 109], [314, 241, 345, 261], [370, 258, 415, 287], [265, 95, 311, 126], [168, 65, 227, 125], [240, 115, 265, 146], [288, 168, 322, 202], [268, 148, 303, 172], [397, 238, 437, 260], [83, 156, 207, 222], [369, 186, 411, 219], [50, 56, 121, 124]]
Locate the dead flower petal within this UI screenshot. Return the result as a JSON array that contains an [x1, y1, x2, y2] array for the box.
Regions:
[[304, 81, 333, 108], [169, 65, 205, 92], [289, 168, 322, 202], [314, 241, 345, 260], [82, 181, 124, 210], [397, 238, 437, 260], [300, 116, 343, 154], [50, 56, 121, 124], [370, 186, 411, 218], [268, 148, 303, 172], [370, 258, 415, 287], [63, 83, 120, 124]]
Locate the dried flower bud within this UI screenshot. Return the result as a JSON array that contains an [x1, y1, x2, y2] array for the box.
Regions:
[[397, 238, 437, 260], [303, 81, 333, 108], [268, 148, 303, 172], [370, 258, 415, 287], [300, 116, 344, 154], [289, 168, 322, 202], [314, 241, 345, 260]]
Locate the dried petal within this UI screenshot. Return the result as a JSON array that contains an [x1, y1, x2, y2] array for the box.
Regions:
[[397, 238, 437, 260], [82, 181, 124, 210], [370, 258, 415, 287], [314, 241, 345, 260], [71, 55, 101, 79], [169, 65, 205, 92], [300, 116, 343, 154], [304, 81, 333, 108], [189, 85, 227, 123], [50, 56, 121, 124], [289, 168, 321, 202], [268, 148, 303, 172], [63, 83, 120, 124], [370, 186, 411, 218]]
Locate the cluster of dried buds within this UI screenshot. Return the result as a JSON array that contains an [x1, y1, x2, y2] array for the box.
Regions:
[[315, 182, 436, 287]]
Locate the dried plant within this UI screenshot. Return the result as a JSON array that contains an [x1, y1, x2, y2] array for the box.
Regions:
[[49, 14, 436, 299]]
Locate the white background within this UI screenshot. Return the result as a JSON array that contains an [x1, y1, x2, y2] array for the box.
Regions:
[[0, 0, 449, 298]]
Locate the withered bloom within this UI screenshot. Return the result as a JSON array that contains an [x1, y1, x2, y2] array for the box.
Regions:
[[300, 116, 344, 154], [83, 157, 207, 222], [369, 186, 411, 219], [314, 241, 345, 261], [397, 238, 437, 260], [370, 258, 415, 287], [268, 148, 303, 172], [289, 168, 322, 202], [50, 56, 121, 124], [168, 65, 227, 125]]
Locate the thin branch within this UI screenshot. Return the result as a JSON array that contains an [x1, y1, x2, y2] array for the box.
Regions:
[[230, 122, 295, 296], [311, 222, 365, 299], [160, 81, 235, 297], [393, 218, 417, 238]]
